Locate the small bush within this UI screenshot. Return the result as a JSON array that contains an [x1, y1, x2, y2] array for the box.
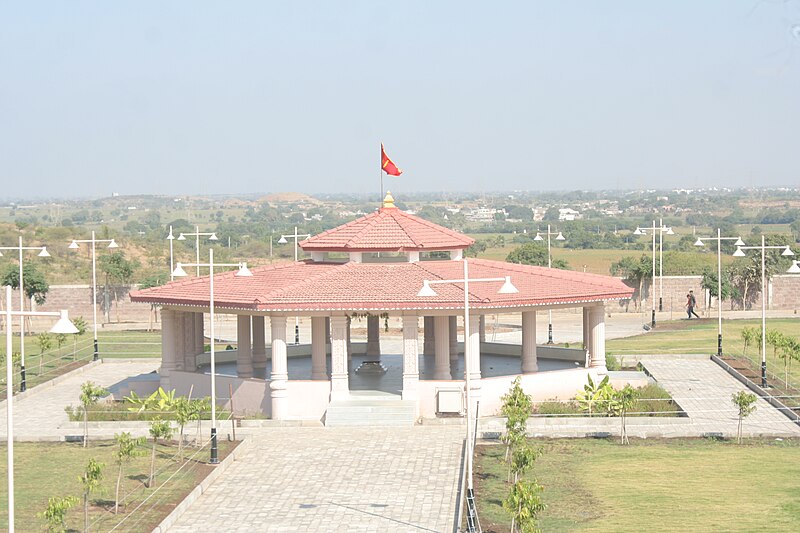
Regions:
[[606, 353, 621, 371], [533, 400, 582, 416]]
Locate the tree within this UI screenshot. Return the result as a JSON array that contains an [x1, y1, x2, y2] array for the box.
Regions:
[[506, 243, 570, 270], [174, 396, 193, 460], [37, 332, 54, 374], [731, 391, 757, 444], [113, 432, 145, 514], [1, 262, 50, 306], [608, 385, 638, 445], [700, 268, 733, 310], [38, 495, 79, 533], [79, 458, 104, 533], [575, 374, 612, 416], [72, 316, 88, 360], [147, 418, 174, 488], [610, 255, 651, 311], [500, 377, 533, 479], [510, 444, 541, 483], [98, 251, 139, 322], [80, 381, 108, 448], [503, 479, 546, 533], [741, 326, 758, 358]]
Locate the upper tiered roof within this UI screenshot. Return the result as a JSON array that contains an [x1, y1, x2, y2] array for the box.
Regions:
[[300, 192, 474, 253]]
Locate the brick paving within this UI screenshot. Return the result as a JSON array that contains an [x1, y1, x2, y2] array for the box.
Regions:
[[167, 426, 464, 533], [639, 358, 800, 437], [0, 359, 160, 440]]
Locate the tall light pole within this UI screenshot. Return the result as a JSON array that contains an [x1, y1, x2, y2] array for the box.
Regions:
[[177, 226, 218, 276], [5, 285, 79, 533], [694, 230, 746, 356], [172, 252, 252, 463], [733, 238, 796, 387], [634, 221, 674, 326], [278, 227, 311, 343], [0, 238, 50, 392], [418, 260, 518, 532], [68, 232, 119, 361], [533, 224, 565, 343], [167, 225, 175, 281]]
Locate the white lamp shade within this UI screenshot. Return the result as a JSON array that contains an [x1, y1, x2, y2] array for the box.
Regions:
[[533, 234, 543, 241], [693, 238, 704, 247], [416, 280, 438, 297], [107, 240, 119, 249], [555, 232, 565, 241], [733, 247, 746, 257], [787, 261, 800, 274], [734, 237, 745, 247], [38, 247, 51, 257], [278, 236, 288, 244], [166, 233, 174, 240], [0, 250, 3, 257], [177, 234, 186, 241], [172, 263, 188, 277], [666, 227, 675, 235], [498, 276, 519, 294], [633, 228, 643, 235], [209, 234, 219, 241], [235, 263, 253, 277], [50, 310, 79, 334], [68, 240, 79, 249], [781, 246, 794, 256]]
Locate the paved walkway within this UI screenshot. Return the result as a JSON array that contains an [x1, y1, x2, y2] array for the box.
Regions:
[[0, 359, 159, 440], [167, 426, 464, 533], [640, 358, 800, 438]]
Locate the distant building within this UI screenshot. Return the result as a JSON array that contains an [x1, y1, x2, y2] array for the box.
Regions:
[[558, 208, 581, 221]]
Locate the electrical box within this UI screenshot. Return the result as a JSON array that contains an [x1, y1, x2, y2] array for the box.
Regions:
[[437, 389, 463, 414]]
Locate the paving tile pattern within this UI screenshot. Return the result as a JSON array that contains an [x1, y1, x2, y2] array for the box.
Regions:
[[167, 426, 464, 533]]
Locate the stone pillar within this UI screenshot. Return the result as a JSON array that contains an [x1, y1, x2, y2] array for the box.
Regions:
[[589, 305, 607, 371], [270, 316, 289, 419], [467, 314, 481, 382], [236, 315, 253, 378], [479, 315, 486, 343], [325, 317, 331, 346], [330, 316, 350, 400], [346, 317, 352, 361], [582, 307, 592, 356], [160, 309, 178, 389], [366, 315, 381, 358], [423, 316, 435, 355], [194, 313, 205, 356], [311, 316, 328, 380], [183, 312, 197, 372], [433, 316, 451, 379], [521, 311, 538, 373], [449, 316, 458, 361], [171, 312, 186, 371], [401, 315, 420, 411], [252, 316, 267, 373]]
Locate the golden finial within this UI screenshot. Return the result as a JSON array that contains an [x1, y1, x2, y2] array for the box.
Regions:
[[382, 191, 396, 208]]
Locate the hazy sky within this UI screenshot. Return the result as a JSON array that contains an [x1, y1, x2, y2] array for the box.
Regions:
[[2, 1, 799, 199]]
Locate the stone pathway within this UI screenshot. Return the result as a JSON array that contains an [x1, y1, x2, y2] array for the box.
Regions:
[[167, 426, 464, 533], [0, 359, 159, 440], [640, 358, 800, 438]]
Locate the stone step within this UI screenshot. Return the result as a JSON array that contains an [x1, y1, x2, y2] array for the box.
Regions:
[[325, 397, 416, 427]]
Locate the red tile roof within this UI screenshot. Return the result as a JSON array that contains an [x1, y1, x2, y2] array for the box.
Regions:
[[299, 206, 474, 252], [130, 258, 633, 312]]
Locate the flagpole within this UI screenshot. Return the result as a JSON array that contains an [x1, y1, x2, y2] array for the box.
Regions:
[[380, 142, 384, 202]]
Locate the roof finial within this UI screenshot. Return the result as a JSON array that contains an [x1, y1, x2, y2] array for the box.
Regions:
[[382, 191, 396, 209]]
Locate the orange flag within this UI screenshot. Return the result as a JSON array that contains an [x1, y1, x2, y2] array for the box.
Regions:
[[381, 143, 403, 176]]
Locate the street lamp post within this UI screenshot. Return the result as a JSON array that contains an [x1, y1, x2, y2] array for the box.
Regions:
[[417, 260, 518, 532], [0, 238, 50, 392], [167, 226, 175, 281], [634, 221, 674, 326], [172, 251, 252, 463], [534, 224, 565, 343], [693, 230, 746, 356], [278, 227, 311, 344], [733, 237, 796, 387], [68, 232, 119, 361], [4, 285, 79, 533], [177, 226, 218, 276]]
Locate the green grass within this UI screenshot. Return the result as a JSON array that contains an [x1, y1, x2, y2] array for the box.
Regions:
[[476, 438, 800, 532], [606, 317, 800, 385], [0, 438, 237, 532]]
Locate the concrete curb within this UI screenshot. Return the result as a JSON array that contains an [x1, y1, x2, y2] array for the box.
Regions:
[[151, 437, 252, 533], [0, 359, 100, 406]]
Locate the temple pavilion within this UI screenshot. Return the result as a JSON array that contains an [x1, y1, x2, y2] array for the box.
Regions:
[[130, 193, 633, 424]]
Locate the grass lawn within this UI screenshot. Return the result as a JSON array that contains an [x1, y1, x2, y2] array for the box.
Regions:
[[476, 438, 800, 532], [0, 438, 237, 532], [606, 317, 800, 385]]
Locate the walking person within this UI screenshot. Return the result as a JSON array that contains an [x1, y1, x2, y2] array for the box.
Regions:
[[687, 290, 700, 319]]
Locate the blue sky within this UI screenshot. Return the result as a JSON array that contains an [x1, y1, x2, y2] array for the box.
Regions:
[[1, 1, 799, 199]]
